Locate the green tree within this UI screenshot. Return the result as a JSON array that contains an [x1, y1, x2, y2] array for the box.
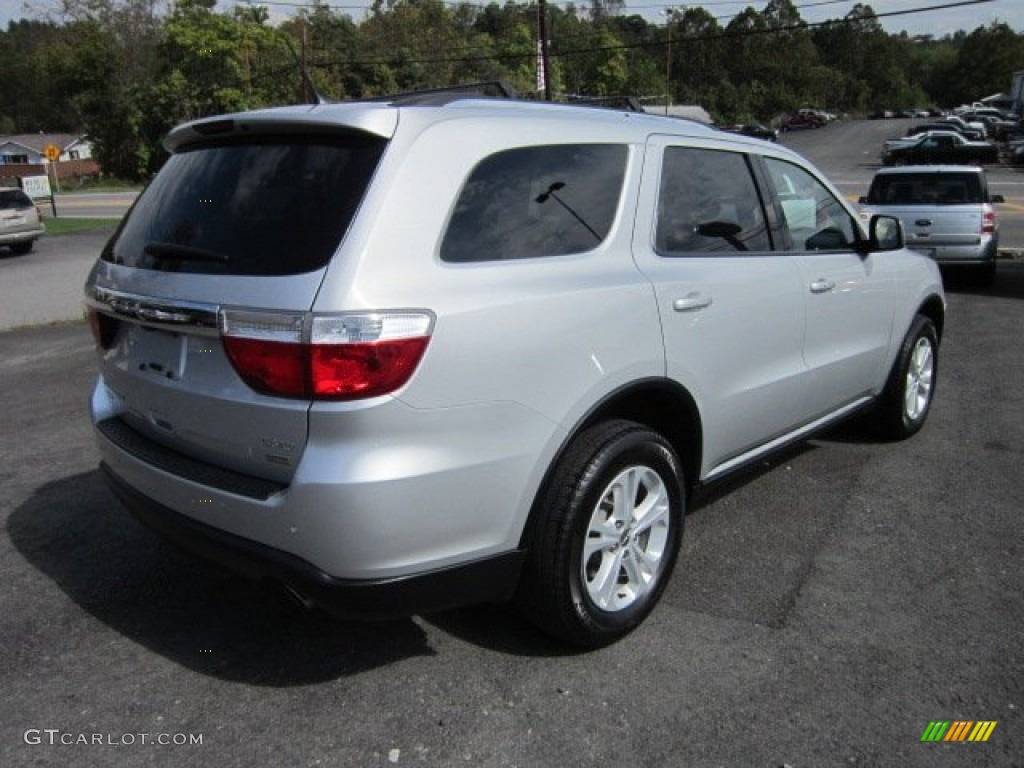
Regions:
[[946, 22, 1024, 106]]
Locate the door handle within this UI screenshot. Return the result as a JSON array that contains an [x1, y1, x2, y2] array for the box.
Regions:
[[809, 279, 835, 294], [673, 293, 713, 312]]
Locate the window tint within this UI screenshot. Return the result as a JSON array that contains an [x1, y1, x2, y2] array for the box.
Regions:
[[764, 157, 858, 252], [0, 189, 33, 209], [866, 172, 983, 205], [440, 144, 627, 262], [655, 147, 769, 254], [102, 137, 386, 276]]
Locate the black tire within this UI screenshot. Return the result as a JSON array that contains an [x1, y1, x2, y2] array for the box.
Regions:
[[9, 241, 33, 255], [975, 260, 996, 288], [516, 420, 685, 648], [875, 315, 939, 440]]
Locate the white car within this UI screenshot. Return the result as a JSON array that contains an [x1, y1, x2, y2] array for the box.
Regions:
[[0, 187, 45, 255]]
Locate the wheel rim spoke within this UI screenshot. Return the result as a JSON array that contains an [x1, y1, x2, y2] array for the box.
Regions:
[[904, 338, 934, 420], [582, 464, 672, 612], [591, 549, 626, 609]]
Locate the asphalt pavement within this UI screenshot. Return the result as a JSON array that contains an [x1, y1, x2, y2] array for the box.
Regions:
[[2, 268, 1022, 766], [0, 230, 112, 331]]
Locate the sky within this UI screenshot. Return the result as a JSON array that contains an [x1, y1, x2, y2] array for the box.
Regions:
[[1, 0, 1022, 38]]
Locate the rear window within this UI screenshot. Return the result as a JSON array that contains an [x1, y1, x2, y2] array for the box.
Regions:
[[866, 173, 984, 205], [102, 136, 386, 275], [0, 189, 34, 209], [440, 144, 627, 262]]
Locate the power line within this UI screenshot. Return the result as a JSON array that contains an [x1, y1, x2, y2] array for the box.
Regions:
[[302, 0, 995, 70], [240, 0, 853, 15]]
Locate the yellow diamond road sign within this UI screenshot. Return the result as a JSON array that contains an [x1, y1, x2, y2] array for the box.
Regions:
[[43, 143, 60, 162]]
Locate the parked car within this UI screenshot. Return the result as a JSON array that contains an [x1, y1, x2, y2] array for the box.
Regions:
[[781, 110, 827, 130], [884, 129, 964, 154], [938, 115, 985, 141], [725, 123, 778, 141], [0, 187, 45, 255], [1009, 140, 1024, 165], [905, 122, 973, 139], [859, 165, 1003, 284], [84, 90, 945, 648], [882, 132, 998, 166]]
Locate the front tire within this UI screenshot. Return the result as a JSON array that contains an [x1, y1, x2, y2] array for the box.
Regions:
[[516, 420, 685, 648], [876, 315, 938, 439]]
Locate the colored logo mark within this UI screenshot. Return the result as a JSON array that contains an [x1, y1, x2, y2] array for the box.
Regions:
[[921, 721, 997, 742]]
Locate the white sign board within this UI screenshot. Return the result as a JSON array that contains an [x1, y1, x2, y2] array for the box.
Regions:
[[21, 175, 52, 200]]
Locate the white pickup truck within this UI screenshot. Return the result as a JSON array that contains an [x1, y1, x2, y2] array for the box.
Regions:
[[859, 165, 1004, 284]]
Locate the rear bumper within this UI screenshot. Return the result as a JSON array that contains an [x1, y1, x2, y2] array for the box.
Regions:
[[907, 238, 998, 266], [101, 462, 526, 619], [0, 224, 44, 245]]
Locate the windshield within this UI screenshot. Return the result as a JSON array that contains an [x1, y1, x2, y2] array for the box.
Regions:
[[102, 136, 386, 276]]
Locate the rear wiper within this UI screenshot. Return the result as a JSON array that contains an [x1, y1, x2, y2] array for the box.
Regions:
[[144, 241, 230, 263]]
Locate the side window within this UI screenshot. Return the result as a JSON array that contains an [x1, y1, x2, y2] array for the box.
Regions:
[[440, 144, 627, 263], [655, 147, 769, 255], [764, 157, 858, 252]]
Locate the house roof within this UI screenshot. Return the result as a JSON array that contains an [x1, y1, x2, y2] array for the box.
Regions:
[[0, 134, 88, 154]]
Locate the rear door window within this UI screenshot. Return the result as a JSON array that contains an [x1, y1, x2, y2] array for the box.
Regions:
[[102, 136, 386, 276], [440, 144, 627, 262]]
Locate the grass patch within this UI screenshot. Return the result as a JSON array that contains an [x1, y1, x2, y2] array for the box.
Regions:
[[43, 217, 118, 236], [63, 177, 141, 193]]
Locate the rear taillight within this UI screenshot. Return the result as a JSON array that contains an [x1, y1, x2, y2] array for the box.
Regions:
[[87, 307, 119, 349], [220, 310, 307, 396], [220, 310, 433, 400], [982, 208, 996, 235]]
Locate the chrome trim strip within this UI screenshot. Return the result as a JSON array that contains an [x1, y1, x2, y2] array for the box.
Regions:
[[705, 396, 873, 482], [84, 285, 221, 337]]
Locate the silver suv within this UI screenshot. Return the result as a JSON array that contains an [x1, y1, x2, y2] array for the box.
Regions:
[[858, 165, 1003, 285], [85, 92, 945, 647]]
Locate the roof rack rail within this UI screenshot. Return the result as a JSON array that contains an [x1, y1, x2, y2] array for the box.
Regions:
[[566, 95, 645, 113], [365, 81, 520, 106]]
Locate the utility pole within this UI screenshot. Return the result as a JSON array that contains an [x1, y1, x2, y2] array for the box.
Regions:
[[538, 0, 552, 102], [301, 19, 312, 104], [663, 8, 676, 116]]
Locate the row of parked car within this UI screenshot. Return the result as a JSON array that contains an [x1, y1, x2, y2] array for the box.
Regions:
[[880, 108, 1021, 166]]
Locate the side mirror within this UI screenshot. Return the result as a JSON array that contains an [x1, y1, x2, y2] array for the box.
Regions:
[[990, 194, 1005, 204], [867, 214, 903, 252], [858, 195, 868, 204]]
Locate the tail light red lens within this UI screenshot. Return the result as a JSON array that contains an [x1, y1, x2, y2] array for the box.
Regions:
[[982, 209, 996, 235], [220, 310, 433, 400], [222, 336, 309, 397], [310, 337, 430, 399]]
